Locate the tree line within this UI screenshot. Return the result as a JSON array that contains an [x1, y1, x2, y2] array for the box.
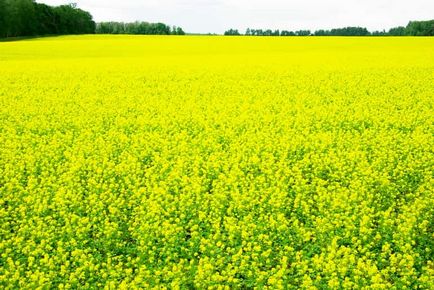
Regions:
[[96, 22, 185, 35], [0, 0, 95, 38], [1, 1, 431, 39], [0, 1, 186, 38], [225, 20, 434, 36], [225, 28, 311, 36]]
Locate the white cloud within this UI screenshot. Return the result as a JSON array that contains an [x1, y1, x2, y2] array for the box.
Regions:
[[36, 0, 434, 34]]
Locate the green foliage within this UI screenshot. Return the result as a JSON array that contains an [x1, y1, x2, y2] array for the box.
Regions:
[[243, 29, 309, 36], [0, 0, 7, 37], [371, 30, 388, 36], [295, 30, 311, 36], [230, 21, 434, 37], [405, 20, 434, 36], [53, 4, 95, 35], [224, 29, 241, 36], [280, 30, 296, 36], [0, 1, 95, 38], [1, 0, 36, 37], [314, 27, 370, 36], [95, 22, 185, 35], [388, 26, 406, 36], [387, 21, 434, 36], [174, 26, 185, 35], [34, 3, 57, 35]]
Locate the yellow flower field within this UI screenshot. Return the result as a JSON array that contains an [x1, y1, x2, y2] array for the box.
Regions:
[[0, 35, 433, 289]]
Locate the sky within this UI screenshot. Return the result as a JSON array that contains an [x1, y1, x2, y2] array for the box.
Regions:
[[37, 0, 434, 34]]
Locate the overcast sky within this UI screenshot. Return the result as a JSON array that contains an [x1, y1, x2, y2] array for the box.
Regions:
[[37, 0, 434, 34]]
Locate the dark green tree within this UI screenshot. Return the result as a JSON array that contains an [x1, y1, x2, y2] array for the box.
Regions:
[[224, 29, 240, 35], [174, 26, 185, 35], [0, 0, 95, 38], [53, 4, 95, 34], [96, 21, 179, 35], [314, 29, 327, 36], [281, 30, 296, 36], [4, 0, 36, 37], [34, 3, 57, 35], [405, 20, 434, 36], [314, 27, 369, 36], [0, 0, 8, 37], [388, 26, 406, 36], [296, 30, 311, 36], [371, 30, 387, 36]]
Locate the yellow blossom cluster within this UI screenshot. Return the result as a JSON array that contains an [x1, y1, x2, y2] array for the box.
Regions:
[[0, 35, 433, 289]]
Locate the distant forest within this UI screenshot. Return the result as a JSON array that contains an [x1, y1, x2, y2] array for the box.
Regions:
[[0, 1, 433, 38], [225, 20, 434, 36], [0, 0, 184, 38], [96, 22, 185, 35], [0, 0, 95, 38]]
